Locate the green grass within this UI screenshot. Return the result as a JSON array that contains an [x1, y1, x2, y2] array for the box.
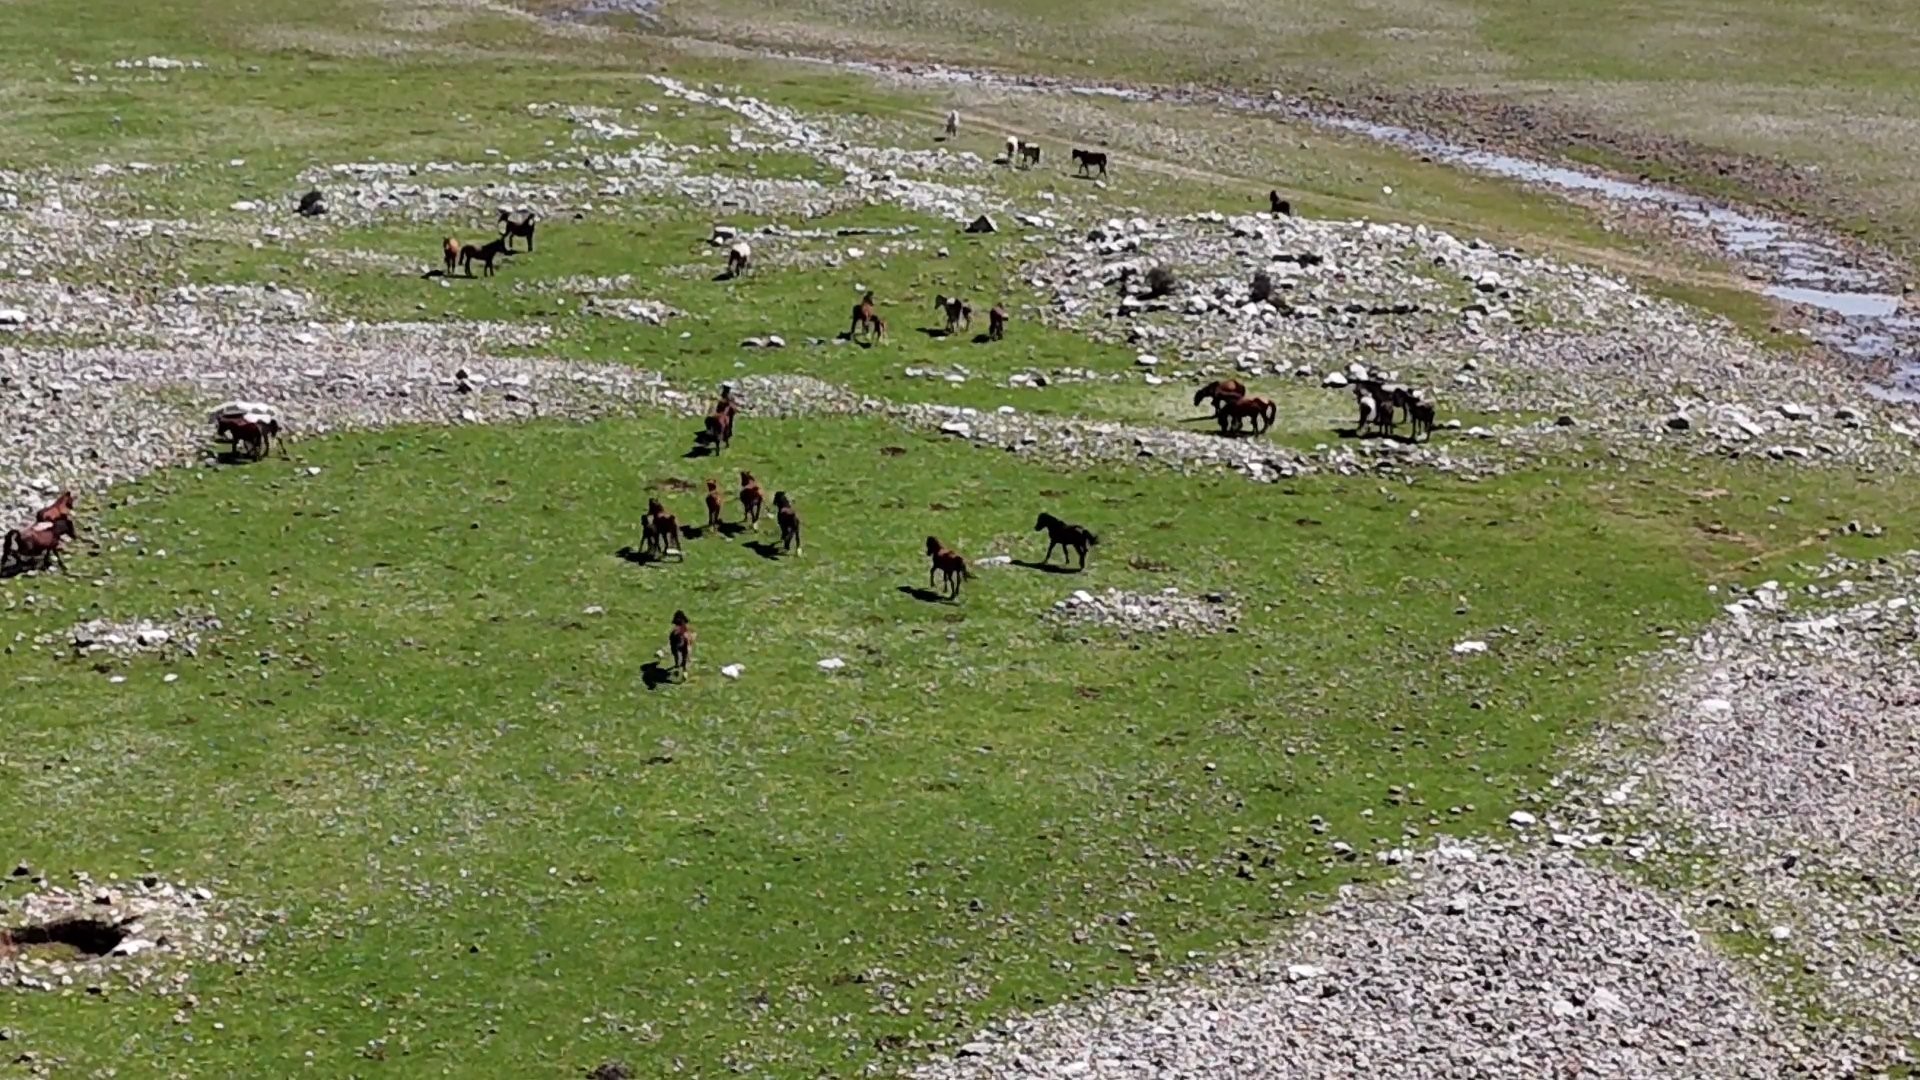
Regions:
[[3, 416, 1905, 1076]]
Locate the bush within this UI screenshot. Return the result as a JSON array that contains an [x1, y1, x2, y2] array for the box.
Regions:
[[1144, 264, 1179, 298]]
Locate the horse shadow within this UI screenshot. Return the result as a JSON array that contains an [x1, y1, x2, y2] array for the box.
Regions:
[[1013, 558, 1082, 575], [715, 521, 748, 538], [835, 332, 879, 349], [711, 270, 740, 283], [970, 333, 995, 345], [917, 326, 952, 339], [897, 584, 952, 604], [683, 444, 715, 459], [615, 545, 661, 567], [680, 524, 707, 540], [213, 449, 264, 466], [640, 661, 677, 691], [744, 539, 784, 561]]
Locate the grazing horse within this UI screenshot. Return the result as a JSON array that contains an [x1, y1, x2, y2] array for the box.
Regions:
[[497, 209, 537, 252], [442, 237, 460, 276], [987, 303, 1008, 341], [460, 237, 510, 277], [646, 498, 683, 560], [925, 536, 971, 599], [944, 110, 959, 138], [1409, 395, 1436, 441], [725, 241, 751, 278], [34, 491, 76, 535], [1034, 512, 1097, 571], [1192, 379, 1246, 414], [668, 610, 693, 679], [1018, 141, 1041, 169], [739, 471, 765, 528], [705, 479, 724, 529], [215, 414, 284, 461], [1269, 190, 1292, 217], [849, 292, 885, 342], [1072, 149, 1109, 177], [704, 403, 734, 453], [1215, 395, 1277, 436], [934, 294, 972, 334], [774, 491, 802, 554], [2, 518, 74, 575]]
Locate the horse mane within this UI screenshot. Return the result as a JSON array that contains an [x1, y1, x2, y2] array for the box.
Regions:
[[925, 535, 944, 556], [1034, 512, 1058, 530], [672, 610, 688, 626]]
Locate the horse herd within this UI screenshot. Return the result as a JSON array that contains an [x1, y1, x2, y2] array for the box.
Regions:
[[1192, 376, 1439, 441], [999, 134, 1110, 178], [441, 209, 538, 278]]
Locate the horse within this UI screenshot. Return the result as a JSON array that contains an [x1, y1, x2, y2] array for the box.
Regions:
[[1034, 512, 1097, 571], [1003, 135, 1019, 165], [704, 403, 733, 453], [1370, 386, 1403, 438], [442, 237, 460, 276], [1192, 379, 1246, 413], [739, 471, 765, 528], [460, 237, 510, 277], [34, 491, 76, 535], [944, 110, 959, 138], [934, 294, 972, 334], [646, 498, 683, 560], [1018, 141, 1041, 169], [1409, 395, 1436, 441], [987, 303, 1008, 341], [1269, 190, 1292, 217], [497, 209, 537, 252], [214, 414, 284, 461], [849, 292, 885, 342], [1215, 395, 1277, 436], [2, 518, 74, 575], [705, 479, 724, 529], [774, 491, 802, 554], [1072, 149, 1109, 177], [1353, 386, 1379, 436], [925, 536, 971, 599], [725, 241, 751, 278], [668, 610, 693, 679]]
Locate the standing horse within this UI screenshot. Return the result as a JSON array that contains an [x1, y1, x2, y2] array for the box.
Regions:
[[774, 491, 802, 554], [849, 292, 885, 342], [1018, 142, 1041, 169], [1034, 512, 1097, 571], [726, 241, 751, 278], [214, 414, 285, 461], [460, 237, 510, 277], [1269, 190, 1292, 217], [925, 536, 971, 599], [944, 110, 959, 138], [668, 610, 693, 679], [987, 303, 1008, 341], [2, 518, 74, 575], [934, 294, 972, 334], [739, 471, 765, 528], [704, 402, 733, 453], [1410, 394, 1437, 441], [1003, 135, 1019, 165], [705, 479, 724, 529], [1072, 149, 1109, 177], [497, 209, 537, 252], [1215, 396, 1277, 436], [442, 237, 460, 275], [646, 498, 683, 560], [1192, 379, 1246, 414]]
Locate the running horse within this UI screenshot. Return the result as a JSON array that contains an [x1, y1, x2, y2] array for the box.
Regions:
[[668, 610, 694, 679], [738, 471, 765, 529], [774, 491, 802, 555], [2, 517, 75, 575], [1034, 512, 1098, 571]]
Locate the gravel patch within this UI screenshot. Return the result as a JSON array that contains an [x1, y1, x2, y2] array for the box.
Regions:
[[2, 870, 260, 996], [1046, 587, 1238, 636], [63, 614, 221, 659]]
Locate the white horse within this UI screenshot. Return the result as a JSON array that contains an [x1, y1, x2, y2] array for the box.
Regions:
[[1003, 135, 1018, 166], [726, 241, 752, 278]]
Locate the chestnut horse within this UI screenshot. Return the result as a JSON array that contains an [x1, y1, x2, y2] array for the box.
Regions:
[[668, 610, 693, 679], [774, 491, 802, 554], [849, 292, 885, 342], [739, 471, 765, 528], [1215, 395, 1277, 436], [1034, 512, 1098, 570], [925, 536, 971, 599], [2, 518, 74, 575], [645, 498, 683, 560], [34, 491, 76, 534], [705, 479, 724, 529], [704, 402, 734, 453], [1192, 379, 1246, 413], [442, 237, 460, 276]]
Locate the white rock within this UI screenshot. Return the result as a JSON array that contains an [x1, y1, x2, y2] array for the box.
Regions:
[[1452, 640, 1488, 655], [817, 657, 846, 671], [721, 663, 744, 679]]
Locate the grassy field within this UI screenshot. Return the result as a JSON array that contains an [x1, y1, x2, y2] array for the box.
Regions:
[[1, 0, 1915, 1075], [660, 0, 1920, 259]]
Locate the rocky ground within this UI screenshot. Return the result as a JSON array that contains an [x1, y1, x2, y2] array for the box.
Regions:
[[1046, 587, 1238, 637], [1, 869, 261, 999]]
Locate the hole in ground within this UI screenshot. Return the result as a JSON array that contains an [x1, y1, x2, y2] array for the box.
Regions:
[[0, 917, 129, 960]]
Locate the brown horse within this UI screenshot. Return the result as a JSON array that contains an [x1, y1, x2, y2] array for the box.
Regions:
[[774, 491, 802, 554], [1071, 148, 1108, 177], [739, 471, 765, 528], [987, 303, 1008, 341], [460, 237, 510, 277], [1192, 379, 1246, 413], [2, 518, 74, 575], [668, 609, 693, 679], [934, 294, 972, 334], [705, 479, 724, 529], [925, 535, 971, 599], [442, 236, 460, 275], [1034, 512, 1097, 570], [1409, 396, 1436, 441], [34, 491, 76, 535], [215, 415, 284, 461], [704, 402, 734, 453], [497, 209, 537, 252], [1215, 395, 1277, 436], [645, 498, 683, 560], [849, 292, 885, 342]]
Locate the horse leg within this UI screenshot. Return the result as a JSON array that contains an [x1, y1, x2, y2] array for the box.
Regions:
[[929, 564, 938, 591], [1076, 543, 1087, 570]]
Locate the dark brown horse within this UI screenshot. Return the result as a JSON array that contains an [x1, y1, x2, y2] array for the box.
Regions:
[[645, 498, 683, 560], [668, 609, 693, 679], [1215, 395, 1277, 436], [739, 471, 765, 528], [1034, 512, 1097, 570], [460, 237, 509, 277], [498, 209, 537, 252], [849, 292, 885, 342], [705, 479, 724, 529], [1072, 148, 1108, 177], [442, 236, 460, 275], [704, 402, 734, 453], [1409, 395, 1436, 441], [987, 303, 1008, 341], [934, 294, 972, 334], [215, 415, 284, 461], [1269, 190, 1292, 217], [1192, 379, 1246, 413], [774, 491, 802, 554], [925, 536, 971, 599], [2, 518, 74, 575]]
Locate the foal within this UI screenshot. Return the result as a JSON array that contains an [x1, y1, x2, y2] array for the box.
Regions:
[[934, 294, 972, 334], [738, 471, 765, 528], [668, 610, 693, 679], [1409, 394, 1436, 441], [924, 536, 971, 599], [1034, 512, 1097, 570], [2, 518, 74, 575], [773, 491, 802, 554], [705, 479, 724, 529], [1269, 190, 1292, 217], [497, 209, 537, 252]]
